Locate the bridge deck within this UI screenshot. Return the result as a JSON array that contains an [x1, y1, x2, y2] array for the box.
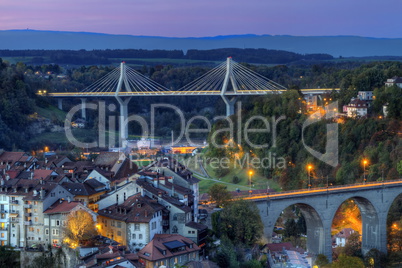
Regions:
[[46, 88, 339, 97], [241, 178, 402, 201]]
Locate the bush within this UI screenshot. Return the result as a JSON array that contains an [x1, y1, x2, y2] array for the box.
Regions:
[[232, 176, 240, 184]]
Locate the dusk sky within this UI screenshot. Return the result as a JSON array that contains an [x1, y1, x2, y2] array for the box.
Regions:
[[0, 0, 401, 38]]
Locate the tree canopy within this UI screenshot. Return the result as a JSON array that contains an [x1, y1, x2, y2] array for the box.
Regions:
[[218, 199, 264, 246], [64, 210, 97, 247], [208, 184, 232, 207]]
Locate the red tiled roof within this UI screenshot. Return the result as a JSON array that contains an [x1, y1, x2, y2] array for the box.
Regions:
[[33, 169, 54, 180], [138, 234, 200, 262], [265, 242, 293, 252], [335, 228, 356, 239], [98, 193, 164, 223], [44, 200, 83, 214]]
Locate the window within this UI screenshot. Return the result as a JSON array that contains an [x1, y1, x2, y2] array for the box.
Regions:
[[117, 222, 121, 228], [117, 231, 122, 236], [139, 234, 143, 240], [172, 226, 178, 233], [1, 233, 4, 238], [134, 224, 140, 231], [52, 229, 59, 236], [132, 234, 136, 239], [45, 229, 49, 235], [56, 220, 60, 226]]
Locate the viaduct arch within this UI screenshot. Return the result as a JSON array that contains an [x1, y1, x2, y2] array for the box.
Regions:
[[252, 181, 402, 261]]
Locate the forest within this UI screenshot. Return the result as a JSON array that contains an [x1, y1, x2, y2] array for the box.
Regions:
[[0, 48, 333, 65]]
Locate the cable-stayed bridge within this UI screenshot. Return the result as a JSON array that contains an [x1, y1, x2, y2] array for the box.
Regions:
[[48, 57, 338, 140]]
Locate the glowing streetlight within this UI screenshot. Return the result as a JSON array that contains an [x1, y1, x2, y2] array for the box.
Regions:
[[307, 165, 313, 190], [249, 170, 253, 196], [363, 159, 368, 184]]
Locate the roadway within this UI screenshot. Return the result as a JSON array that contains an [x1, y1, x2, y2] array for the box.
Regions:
[[45, 88, 340, 97], [241, 178, 402, 201]]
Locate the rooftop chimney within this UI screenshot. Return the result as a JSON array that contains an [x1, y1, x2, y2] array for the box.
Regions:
[[40, 187, 45, 199]]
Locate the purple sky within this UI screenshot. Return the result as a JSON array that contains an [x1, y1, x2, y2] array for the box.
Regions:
[[1, 0, 401, 38]]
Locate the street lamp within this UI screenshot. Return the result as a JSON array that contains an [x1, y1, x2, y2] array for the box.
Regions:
[[249, 170, 253, 196], [307, 165, 313, 190], [363, 159, 368, 184]]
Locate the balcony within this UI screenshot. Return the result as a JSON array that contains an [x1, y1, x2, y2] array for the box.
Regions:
[[24, 221, 32, 226], [0, 227, 7, 231], [10, 200, 19, 205], [8, 218, 19, 223], [0, 210, 7, 214], [9, 210, 19, 216], [24, 204, 32, 209], [25, 212, 32, 217]]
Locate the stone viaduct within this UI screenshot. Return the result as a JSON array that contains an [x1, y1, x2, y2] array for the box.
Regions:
[[250, 180, 402, 261]]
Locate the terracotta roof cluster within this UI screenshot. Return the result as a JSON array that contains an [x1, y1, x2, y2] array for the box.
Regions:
[[138, 234, 200, 262], [79, 244, 139, 268], [153, 157, 200, 184], [0, 152, 34, 171], [61, 181, 104, 196], [93, 152, 123, 169], [98, 193, 165, 223]]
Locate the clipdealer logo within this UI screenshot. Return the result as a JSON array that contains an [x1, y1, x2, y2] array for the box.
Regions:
[[302, 101, 339, 167]]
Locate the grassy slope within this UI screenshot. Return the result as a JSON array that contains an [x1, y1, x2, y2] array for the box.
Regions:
[[176, 154, 281, 193]]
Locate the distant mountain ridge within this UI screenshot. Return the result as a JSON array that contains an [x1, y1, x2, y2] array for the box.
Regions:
[[1, 30, 402, 57]]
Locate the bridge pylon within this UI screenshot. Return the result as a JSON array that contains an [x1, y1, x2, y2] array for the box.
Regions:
[[221, 57, 238, 117], [115, 62, 132, 142]]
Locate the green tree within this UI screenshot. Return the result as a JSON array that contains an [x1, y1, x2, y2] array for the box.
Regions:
[[220, 199, 263, 246], [240, 259, 263, 268], [284, 218, 298, 238], [0, 245, 20, 267], [397, 160, 402, 176], [343, 232, 362, 258], [314, 254, 329, 267], [216, 237, 239, 268], [64, 210, 97, 246], [332, 254, 364, 268], [208, 184, 232, 207]]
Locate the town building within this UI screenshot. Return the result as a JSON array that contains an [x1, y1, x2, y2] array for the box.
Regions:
[[138, 233, 200, 268], [97, 193, 165, 252], [334, 228, 357, 247], [357, 91, 374, 101], [343, 98, 369, 118], [385, 76, 402, 88], [43, 199, 97, 246]]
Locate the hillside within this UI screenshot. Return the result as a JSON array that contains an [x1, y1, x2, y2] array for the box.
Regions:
[[2, 30, 402, 57]]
